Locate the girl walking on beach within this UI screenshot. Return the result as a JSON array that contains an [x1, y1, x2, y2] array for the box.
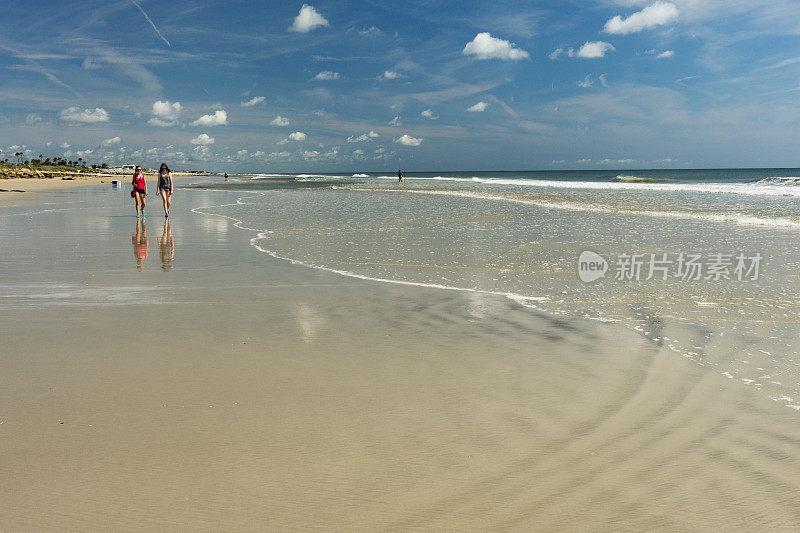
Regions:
[[156, 162, 173, 217], [131, 165, 147, 218]]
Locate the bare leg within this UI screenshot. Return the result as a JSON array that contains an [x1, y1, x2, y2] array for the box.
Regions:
[[166, 191, 172, 211], [135, 193, 141, 216], [161, 191, 168, 215]]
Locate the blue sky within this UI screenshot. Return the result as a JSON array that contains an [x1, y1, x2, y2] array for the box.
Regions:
[[2, 0, 799, 172]]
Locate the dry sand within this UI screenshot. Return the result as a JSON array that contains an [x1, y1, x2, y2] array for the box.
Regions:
[[1, 186, 799, 531], [0, 172, 212, 207]]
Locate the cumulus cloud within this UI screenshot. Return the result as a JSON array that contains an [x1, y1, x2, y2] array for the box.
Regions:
[[347, 131, 379, 143], [466, 101, 488, 112], [241, 96, 266, 107], [289, 4, 329, 33], [379, 70, 403, 80], [578, 75, 594, 88], [76, 149, 93, 158], [101, 136, 121, 146], [25, 113, 43, 125], [191, 110, 227, 126], [657, 50, 675, 58], [420, 109, 438, 119], [395, 134, 422, 146], [288, 131, 307, 141], [190, 133, 215, 145], [314, 71, 340, 81], [270, 115, 290, 126], [60, 106, 110, 124], [575, 41, 615, 58], [604, 2, 679, 35], [551, 42, 615, 59], [60, 142, 70, 149], [389, 116, 401, 127], [148, 100, 182, 126], [463, 32, 529, 60]]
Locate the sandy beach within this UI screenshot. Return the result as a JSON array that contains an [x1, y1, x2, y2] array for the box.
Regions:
[[0, 172, 211, 207], [2, 181, 799, 531]]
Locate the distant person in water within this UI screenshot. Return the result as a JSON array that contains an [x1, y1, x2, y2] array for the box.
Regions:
[[156, 162, 173, 218], [224, 172, 228, 182], [131, 165, 147, 218], [398, 169, 403, 182]]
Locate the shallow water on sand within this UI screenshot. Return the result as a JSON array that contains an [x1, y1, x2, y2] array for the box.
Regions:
[[198, 188, 800, 412]]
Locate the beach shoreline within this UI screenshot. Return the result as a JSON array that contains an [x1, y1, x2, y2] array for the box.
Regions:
[[2, 182, 800, 530]]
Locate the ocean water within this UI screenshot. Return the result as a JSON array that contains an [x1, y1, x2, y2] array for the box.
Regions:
[[195, 169, 800, 411]]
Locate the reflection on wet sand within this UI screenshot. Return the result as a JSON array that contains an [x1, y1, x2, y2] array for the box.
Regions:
[[132, 219, 147, 271], [158, 219, 174, 271]]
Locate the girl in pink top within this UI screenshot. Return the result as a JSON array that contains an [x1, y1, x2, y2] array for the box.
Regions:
[[131, 165, 147, 218]]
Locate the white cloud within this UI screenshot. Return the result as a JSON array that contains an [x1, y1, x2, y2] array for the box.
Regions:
[[463, 32, 529, 60], [60, 142, 70, 149], [289, 131, 307, 141], [59, 106, 110, 123], [574, 41, 615, 59], [552, 160, 565, 164], [466, 101, 488, 112], [241, 96, 266, 107], [577, 158, 592, 163], [76, 149, 93, 158], [395, 134, 423, 146], [599, 73, 609, 87], [270, 115, 290, 126], [549, 48, 565, 60], [379, 70, 403, 80], [101, 136, 121, 146], [314, 71, 340, 80], [289, 4, 329, 33], [389, 116, 401, 126], [190, 133, 215, 145], [149, 100, 182, 126], [657, 50, 675, 58], [25, 113, 43, 125], [191, 110, 227, 126], [236, 149, 248, 157], [347, 131, 380, 143], [420, 109, 438, 119], [604, 2, 679, 35], [578, 75, 594, 88]]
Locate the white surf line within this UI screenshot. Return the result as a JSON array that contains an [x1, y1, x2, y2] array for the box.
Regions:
[[348, 187, 800, 229], [190, 192, 551, 305]]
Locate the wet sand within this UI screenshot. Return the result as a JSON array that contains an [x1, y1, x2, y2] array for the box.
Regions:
[[1, 185, 799, 530]]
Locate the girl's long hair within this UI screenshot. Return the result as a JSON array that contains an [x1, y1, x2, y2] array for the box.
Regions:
[[159, 162, 170, 174]]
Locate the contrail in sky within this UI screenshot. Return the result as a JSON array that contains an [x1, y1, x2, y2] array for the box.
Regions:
[[129, 0, 171, 47]]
